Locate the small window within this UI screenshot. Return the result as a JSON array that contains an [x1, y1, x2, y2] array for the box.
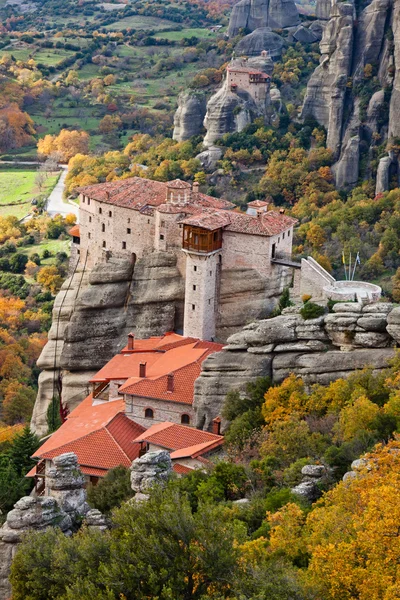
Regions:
[[127, 218, 130, 224], [102, 224, 105, 232], [283, 232, 285, 239], [194, 266, 197, 272], [127, 228, 131, 234], [278, 237, 280, 243], [122, 241, 126, 250], [193, 285, 196, 291], [99, 207, 102, 214], [82, 197, 85, 204], [145, 408, 154, 419], [161, 220, 165, 227], [109, 211, 112, 217], [208, 298, 211, 305], [87, 198, 91, 205], [88, 232, 91, 239], [192, 304, 195, 311], [102, 241, 106, 248], [288, 230, 291, 237], [148, 219, 150, 224], [181, 414, 190, 425], [179, 224, 183, 228], [89, 216, 92, 223], [209, 270, 212, 276], [160, 234, 164, 240]]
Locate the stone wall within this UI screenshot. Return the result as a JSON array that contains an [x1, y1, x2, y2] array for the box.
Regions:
[[194, 302, 400, 431], [125, 394, 194, 427]]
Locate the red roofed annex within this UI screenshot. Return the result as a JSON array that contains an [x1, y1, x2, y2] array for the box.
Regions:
[[74, 175, 297, 342], [28, 334, 224, 492]]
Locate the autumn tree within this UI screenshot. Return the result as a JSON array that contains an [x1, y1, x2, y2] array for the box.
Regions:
[[36, 265, 63, 294], [38, 129, 90, 163]]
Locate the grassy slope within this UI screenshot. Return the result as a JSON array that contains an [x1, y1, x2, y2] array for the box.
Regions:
[[0, 169, 60, 219]]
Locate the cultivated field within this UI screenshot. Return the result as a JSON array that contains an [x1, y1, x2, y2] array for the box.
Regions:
[[0, 168, 59, 219]]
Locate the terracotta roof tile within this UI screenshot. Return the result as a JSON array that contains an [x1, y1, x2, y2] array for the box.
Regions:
[[173, 463, 194, 474], [134, 422, 224, 453], [179, 209, 297, 237], [247, 200, 269, 208], [69, 224, 80, 237], [33, 396, 145, 471], [167, 179, 191, 189], [77, 178, 233, 212]]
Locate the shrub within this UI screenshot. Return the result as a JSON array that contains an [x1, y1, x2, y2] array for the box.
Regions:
[[300, 301, 325, 320], [87, 465, 133, 513]]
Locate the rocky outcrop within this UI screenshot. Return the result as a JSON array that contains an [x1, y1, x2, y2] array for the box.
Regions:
[[228, 0, 299, 37], [301, 1, 354, 159], [85, 509, 109, 532], [302, 0, 394, 190], [316, 0, 331, 19], [376, 155, 394, 193], [194, 302, 398, 430], [46, 452, 90, 519], [235, 28, 284, 59], [389, 0, 400, 137], [196, 146, 223, 171], [130, 450, 172, 501], [172, 91, 207, 142], [0, 452, 89, 600], [32, 253, 184, 436], [203, 56, 272, 147], [292, 24, 319, 44], [291, 464, 332, 501]]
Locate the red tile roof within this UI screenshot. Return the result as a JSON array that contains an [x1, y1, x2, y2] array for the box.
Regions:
[[173, 463, 194, 474], [247, 200, 269, 208], [134, 422, 224, 456], [179, 209, 297, 237], [118, 341, 222, 405], [33, 395, 145, 471], [91, 334, 222, 407], [69, 224, 80, 237], [77, 178, 234, 212]]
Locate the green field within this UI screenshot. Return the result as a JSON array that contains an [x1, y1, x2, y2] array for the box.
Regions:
[[1, 47, 74, 66], [19, 239, 70, 264], [104, 15, 176, 30], [0, 169, 59, 219], [155, 28, 218, 41]]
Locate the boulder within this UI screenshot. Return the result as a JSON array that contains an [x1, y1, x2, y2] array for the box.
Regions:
[[85, 509, 109, 532], [386, 307, 400, 343], [291, 480, 320, 501], [46, 453, 89, 519], [292, 25, 319, 44], [172, 91, 207, 142], [309, 20, 326, 40], [195, 146, 223, 171], [376, 155, 394, 194], [301, 464, 326, 478], [235, 28, 284, 60], [130, 451, 172, 493]]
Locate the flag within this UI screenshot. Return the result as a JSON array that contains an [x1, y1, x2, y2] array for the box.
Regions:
[[356, 252, 361, 265], [342, 251, 345, 264]]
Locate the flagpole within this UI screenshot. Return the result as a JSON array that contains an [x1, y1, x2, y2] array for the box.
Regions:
[[343, 251, 347, 281], [349, 252, 352, 282], [352, 252, 359, 281]]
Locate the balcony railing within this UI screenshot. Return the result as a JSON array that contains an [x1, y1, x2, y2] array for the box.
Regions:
[[182, 225, 222, 254]]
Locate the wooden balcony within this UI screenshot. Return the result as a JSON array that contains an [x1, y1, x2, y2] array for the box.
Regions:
[[182, 225, 222, 254]]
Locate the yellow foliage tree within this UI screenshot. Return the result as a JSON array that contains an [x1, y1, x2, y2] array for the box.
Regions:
[[36, 265, 63, 294], [38, 129, 89, 162], [334, 395, 380, 442]]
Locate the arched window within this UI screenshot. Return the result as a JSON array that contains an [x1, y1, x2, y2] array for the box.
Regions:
[[145, 408, 154, 419], [181, 414, 190, 425]]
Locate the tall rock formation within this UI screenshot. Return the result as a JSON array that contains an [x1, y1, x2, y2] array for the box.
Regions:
[[172, 91, 207, 142], [228, 0, 299, 37], [203, 56, 272, 147], [301, 1, 354, 159], [302, 0, 395, 190], [194, 302, 398, 430], [235, 28, 284, 59], [316, 0, 332, 19], [31, 253, 185, 436]]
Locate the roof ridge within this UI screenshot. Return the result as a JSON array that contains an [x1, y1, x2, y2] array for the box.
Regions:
[[103, 422, 131, 464]]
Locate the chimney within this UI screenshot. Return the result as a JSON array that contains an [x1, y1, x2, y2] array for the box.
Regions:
[[167, 373, 174, 392], [139, 362, 146, 378], [105, 191, 110, 201], [127, 333, 134, 351], [192, 181, 199, 194], [212, 417, 221, 435]]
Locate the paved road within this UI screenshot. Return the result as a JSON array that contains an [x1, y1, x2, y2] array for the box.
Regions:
[[47, 169, 79, 221]]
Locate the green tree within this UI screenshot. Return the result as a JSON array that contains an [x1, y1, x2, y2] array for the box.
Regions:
[[87, 465, 133, 514]]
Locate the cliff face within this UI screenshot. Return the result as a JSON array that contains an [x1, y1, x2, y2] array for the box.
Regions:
[[172, 91, 207, 142], [302, 0, 396, 191], [31, 253, 185, 436], [228, 0, 299, 37], [194, 302, 400, 431]]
